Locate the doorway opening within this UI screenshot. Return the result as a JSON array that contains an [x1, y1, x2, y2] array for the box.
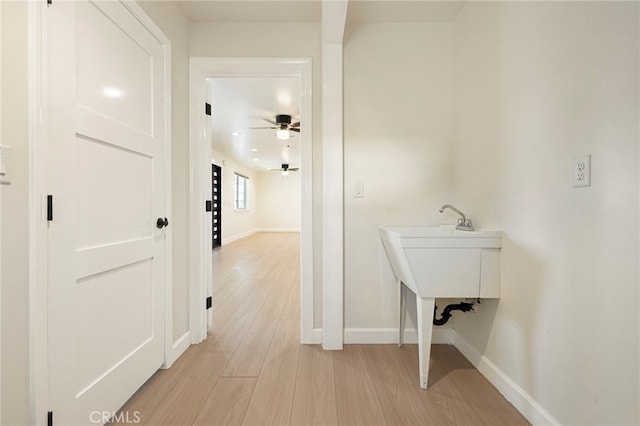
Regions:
[[208, 75, 303, 339], [188, 58, 315, 345]]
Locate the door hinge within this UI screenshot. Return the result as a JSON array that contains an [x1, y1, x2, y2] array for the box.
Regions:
[[206, 296, 212, 310], [205, 103, 212, 116], [47, 411, 53, 426], [205, 200, 212, 212], [47, 195, 53, 221]]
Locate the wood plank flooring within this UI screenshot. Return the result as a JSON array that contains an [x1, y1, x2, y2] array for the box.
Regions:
[[114, 232, 529, 426]]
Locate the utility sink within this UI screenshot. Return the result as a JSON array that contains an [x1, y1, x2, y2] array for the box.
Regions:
[[379, 225, 502, 389], [379, 225, 502, 299]]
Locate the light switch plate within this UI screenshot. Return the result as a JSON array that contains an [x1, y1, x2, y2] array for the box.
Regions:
[[573, 155, 591, 188], [354, 181, 364, 198]]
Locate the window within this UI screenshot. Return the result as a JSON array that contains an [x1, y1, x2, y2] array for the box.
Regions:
[[234, 173, 248, 210]]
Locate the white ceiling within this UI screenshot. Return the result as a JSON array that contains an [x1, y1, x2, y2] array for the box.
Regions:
[[209, 77, 301, 173]]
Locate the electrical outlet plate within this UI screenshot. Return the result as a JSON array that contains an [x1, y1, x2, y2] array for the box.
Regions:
[[573, 155, 591, 188]]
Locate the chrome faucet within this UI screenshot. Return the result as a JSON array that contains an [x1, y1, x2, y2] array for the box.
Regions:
[[439, 204, 474, 231]]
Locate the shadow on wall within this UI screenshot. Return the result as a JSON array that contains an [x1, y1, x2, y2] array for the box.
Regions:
[[453, 234, 546, 395]]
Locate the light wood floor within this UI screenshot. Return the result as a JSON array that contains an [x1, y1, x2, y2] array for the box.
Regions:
[[115, 232, 529, 426]]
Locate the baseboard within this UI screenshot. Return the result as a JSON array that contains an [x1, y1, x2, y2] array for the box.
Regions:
[[224, 229, 257, 244], [453, 332, 560, 426], [344, 327, 455, 345], [255, 228, 301, 233], [164, 330, 191, 369]]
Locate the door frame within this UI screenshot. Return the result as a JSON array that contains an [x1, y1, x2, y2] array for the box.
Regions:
[[28, 2, 173, 424], [189, 57, 316, 344]]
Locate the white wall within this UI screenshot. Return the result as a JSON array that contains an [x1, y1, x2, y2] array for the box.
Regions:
[[1, 2, 29, 424], [137, 1, 191, 353], [212, 150, 258, 243], [257, 171, 301, 231], [343, 22, 456, 337], [452, 2, 639, 424], [190, 22, 324, 326]]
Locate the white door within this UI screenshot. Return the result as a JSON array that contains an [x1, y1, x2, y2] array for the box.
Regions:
[[47, 1, 167, 424]]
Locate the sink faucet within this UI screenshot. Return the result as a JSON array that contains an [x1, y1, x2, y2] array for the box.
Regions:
[[439, 204, 474, 231]]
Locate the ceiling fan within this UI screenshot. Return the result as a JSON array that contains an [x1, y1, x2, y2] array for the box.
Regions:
[[269, 163, 299, 176], [251, 114, 300, 139]]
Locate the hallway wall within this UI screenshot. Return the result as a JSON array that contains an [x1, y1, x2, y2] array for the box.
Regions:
[[0, 2, 29, 424], [343, 22, 456, 338], [257, 171, 301, 231], [452, 2, 639, 424]]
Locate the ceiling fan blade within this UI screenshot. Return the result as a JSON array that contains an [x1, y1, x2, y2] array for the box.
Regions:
[[291, 121, 300, 128], [249, 126, 277, 130], [263, 118, 278, 126], [289, 168, 300, 171], [290, 128, 300, 133]]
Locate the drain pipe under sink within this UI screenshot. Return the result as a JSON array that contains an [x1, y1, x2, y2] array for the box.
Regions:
[[433, 302, 474, 326]]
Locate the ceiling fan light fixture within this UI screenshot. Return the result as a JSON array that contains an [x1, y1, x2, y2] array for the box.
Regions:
[[282, 170, 289, 177], [276, 129, 290, 140]]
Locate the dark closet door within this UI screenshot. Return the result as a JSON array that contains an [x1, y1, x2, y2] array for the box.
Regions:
[[212, 164, 222, 248]]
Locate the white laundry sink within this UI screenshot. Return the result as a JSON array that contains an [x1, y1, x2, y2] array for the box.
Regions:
[[379, 225, 501, 299], [379, 225, 502, 389]]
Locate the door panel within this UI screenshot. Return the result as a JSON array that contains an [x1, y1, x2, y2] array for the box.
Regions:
[[76, 259, 153, 395], [47, 1, 166, 424], [76, 1, 153, 134], [75, 136, 152, 248]]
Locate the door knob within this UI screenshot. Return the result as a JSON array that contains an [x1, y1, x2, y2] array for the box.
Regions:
[[156, 217, 169, 229]]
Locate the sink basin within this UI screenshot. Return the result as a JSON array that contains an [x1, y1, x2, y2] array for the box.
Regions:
[[379, 225, 502, 389], [380, 226, 501, 298]]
